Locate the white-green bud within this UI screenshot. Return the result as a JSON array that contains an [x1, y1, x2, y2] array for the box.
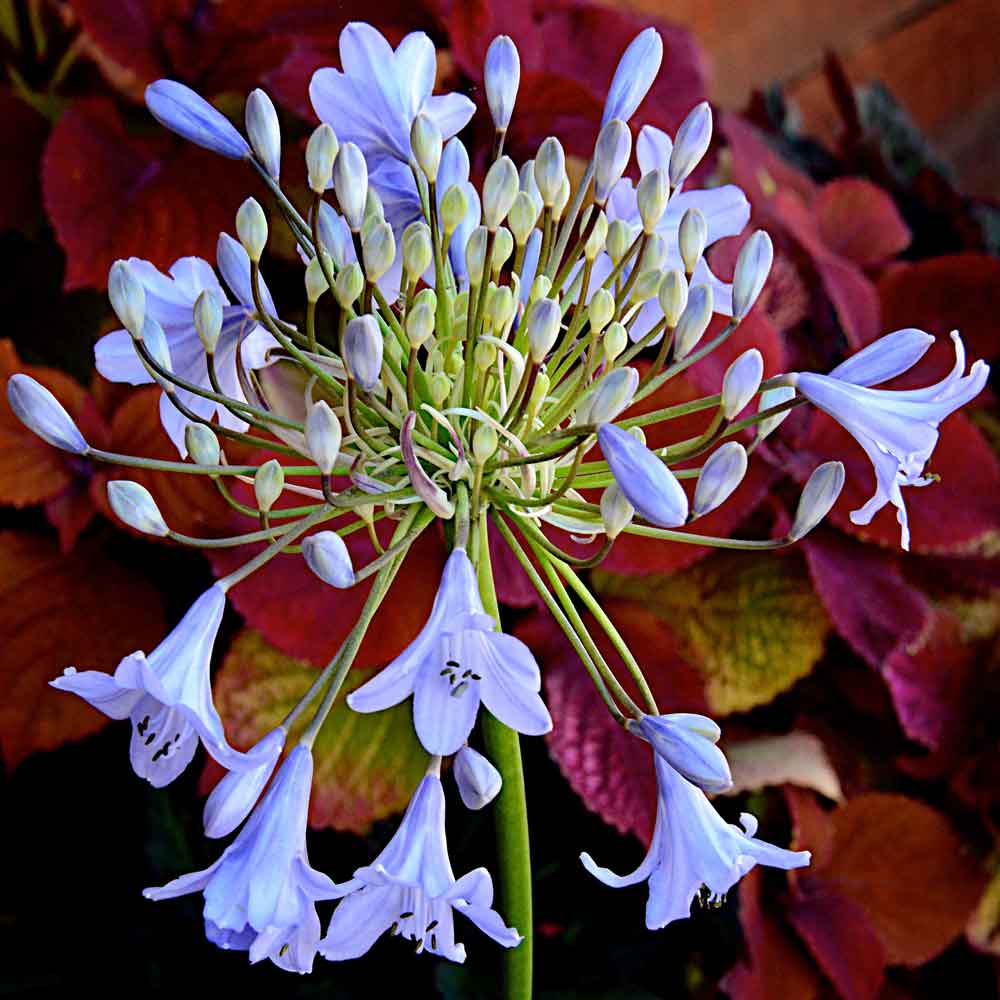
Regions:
[[108, 260, 145, 336], [790, 461, 845, 541], [406, 296, 436, 348], [429, 372, 451, 406], [362, 220, 396, 282], [236, 197, 267, 261], [482, 156, 518, 230], [306, 123, 338, 193], [492, 226, 514, 275], [679, 207, 708, 275], [402, 221, 433, 281], [333, 262, 364, 309], [600, 482, 634, 539], [669, 101, 712, 188], [603, 321, 628, 362], [302, 531, 355, 589], [658, 269, 688, 327], [552, 175, 571, 220], [473, 422, 499, 463], [364, 187, 385, 228], [465, 226, 489, 284], [588, 288, 615, 334], [631, 269, 662, 304], [578, 366, 639, 425], [692, 441, 747, 518], [640, 233, 667, 272], [254, 459, 284, 513], [305, 400, 342, 475], [528, 274, 552, 304], [519, 159, 542, 213], [756, 385, 796, 441], [526, 370, 551, 421], [343, 314, 383, 391], [108, 481, 169, 537], [607, 220, 633, 264], [409, 113, 442, 181], [534, 137, 566, 207], [305, 256, 329, 303], [245, 88, 281, 180], [439, 184, 469, 237], [453, 290, 470, 322], [721, 348, 764, 419], [444, 345, 464, 377], [487, 284, 515, 330], [507, 190, 539, 245], [732, 230, 773, 320], [636, 168, 668, 233], [193, 288, 223, 353], [672, 284, 714, 359], [333, 141, 367, 231], [525, 297, 561, 363], [584, 211, 609, 260], [185, 423, 220, 467], [594, 118, 632, 203], [475, 340, 497, 370]]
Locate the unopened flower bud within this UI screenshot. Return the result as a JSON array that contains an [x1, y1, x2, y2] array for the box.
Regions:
[[790, 461, 845, 541], [672, 284, 713, 359], [140, 317, 172, 374], [454, 745, 502, 810], [305, 400, 342, 475], [492, 227, 514, 274], [488, 284, 515, 330], [606, 219, 632, 263], [578, 366, 639, 425], [632, 712, 731, 793], [6, 374, 88, 454], [636, 168, 668, 233], [236, 197, 267, 262], [185, 423, 220, 466], [603, 321, 628, 362], [473, 422, 499, 463], [410, 113, 442, 181], [527, 370, 550, 420], [475, 340, 497, 370], [669, 101, 712, 187], [245, 88, 281, 180], [254, 459, 284, 513], [594, 118, 632, 202], [429, 372, 451, 406], [641, 233, 667, 272], [507, 190, 539, 245], [363, 188, 385, 231], [658, 269, 688, 327], [302, 530, 355, 588], [678, 207, 708, 274], [722, 349, 764, 419], [402, 221, 433, 281], [145, 79, 250, 160], [108, 480, 169, 537], [601, 27, 663, 126], [334, 262, 364, 310], [362, 221, 396, 282], [305, 123, 338, 193], [756, 385, 796, 441], [485, 35, 520, 131], [588, 288, 615, 334], [525, 297, 561, 362], [600, 482, 634, 539], [343, 315, 383, 391], [305, 256, 329, 303], [193, 288, 223, 353], [631, 269, 661, 304], [482, 156, 518, 230], [552, 176, 571, 220], [440, 184, 469, 238], [534, 137, 566, 207], [732, 230, 773, 320], [528, 274, 552, 304], [333, 141, 367, 231], [108, 260, 145, 336], [584, 211, 609, 260], [692, 442, 747, 518], [406, 296, 436, 348], [465, 226, 489, 284]]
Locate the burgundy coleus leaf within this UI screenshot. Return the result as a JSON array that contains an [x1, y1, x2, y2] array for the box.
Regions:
[[42, 98, 253, 289], [0, 89, 49, 231], [813, 178, 911, 268], [518, 600, 707, 842]]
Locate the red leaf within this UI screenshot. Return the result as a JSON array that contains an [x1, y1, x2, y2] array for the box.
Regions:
[[0, 89, 48, 230], [520, 601, 706, 842], [42, 98, 252, 289], [814, 179, 910, 267], [0, 530, 166, 768]]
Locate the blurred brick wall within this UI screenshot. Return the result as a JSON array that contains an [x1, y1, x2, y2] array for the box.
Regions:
[[618, 0, 1000, 198]]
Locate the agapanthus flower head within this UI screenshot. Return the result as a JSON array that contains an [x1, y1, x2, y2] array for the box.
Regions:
[[321, 767, 521, 962], [145, 745, 337, 972]]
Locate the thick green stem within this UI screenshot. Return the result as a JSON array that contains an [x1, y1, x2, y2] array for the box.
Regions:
[[474, 512, 533, 1000]]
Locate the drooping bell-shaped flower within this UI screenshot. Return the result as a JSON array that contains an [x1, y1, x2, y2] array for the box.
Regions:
[[628, 713, 731, 793], [94, 238, 278, 455], [581, 751, 810, 929], [597, 423, 689, 528], [320, 768, 521, 962], [792, 329, 989, 550], [51, 584, 246, 786], [145, 80, 251, 160], [145, 745, 338, 973], [347, 549, 552, 756]]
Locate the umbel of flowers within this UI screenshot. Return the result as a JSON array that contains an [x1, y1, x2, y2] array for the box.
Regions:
[[8, 20, 987, 986]]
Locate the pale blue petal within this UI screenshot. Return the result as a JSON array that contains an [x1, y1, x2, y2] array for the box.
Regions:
[[412, 658, 482, 756], [423, 93, 477, 140], [636, 125, 672, 175], [476, 633, 552, 737], [94, 328, 154, 385], [320, 884, 402, 960]]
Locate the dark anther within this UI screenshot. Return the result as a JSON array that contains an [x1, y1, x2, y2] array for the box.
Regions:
[[470, 673, 482, 680], [431, 933, 438, 950], [137, 715, 150, 736], [451, 681, 469, 697], [445, 660, 460, 668], [462, 669, 472, 678], [399, 911, 414, 919], [144, 732, 156, 746], [426, 920, 438, 932]]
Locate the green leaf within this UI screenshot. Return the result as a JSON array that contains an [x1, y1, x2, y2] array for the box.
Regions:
[[593, 552, 829, 713], [214, 629, 428, 834]]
